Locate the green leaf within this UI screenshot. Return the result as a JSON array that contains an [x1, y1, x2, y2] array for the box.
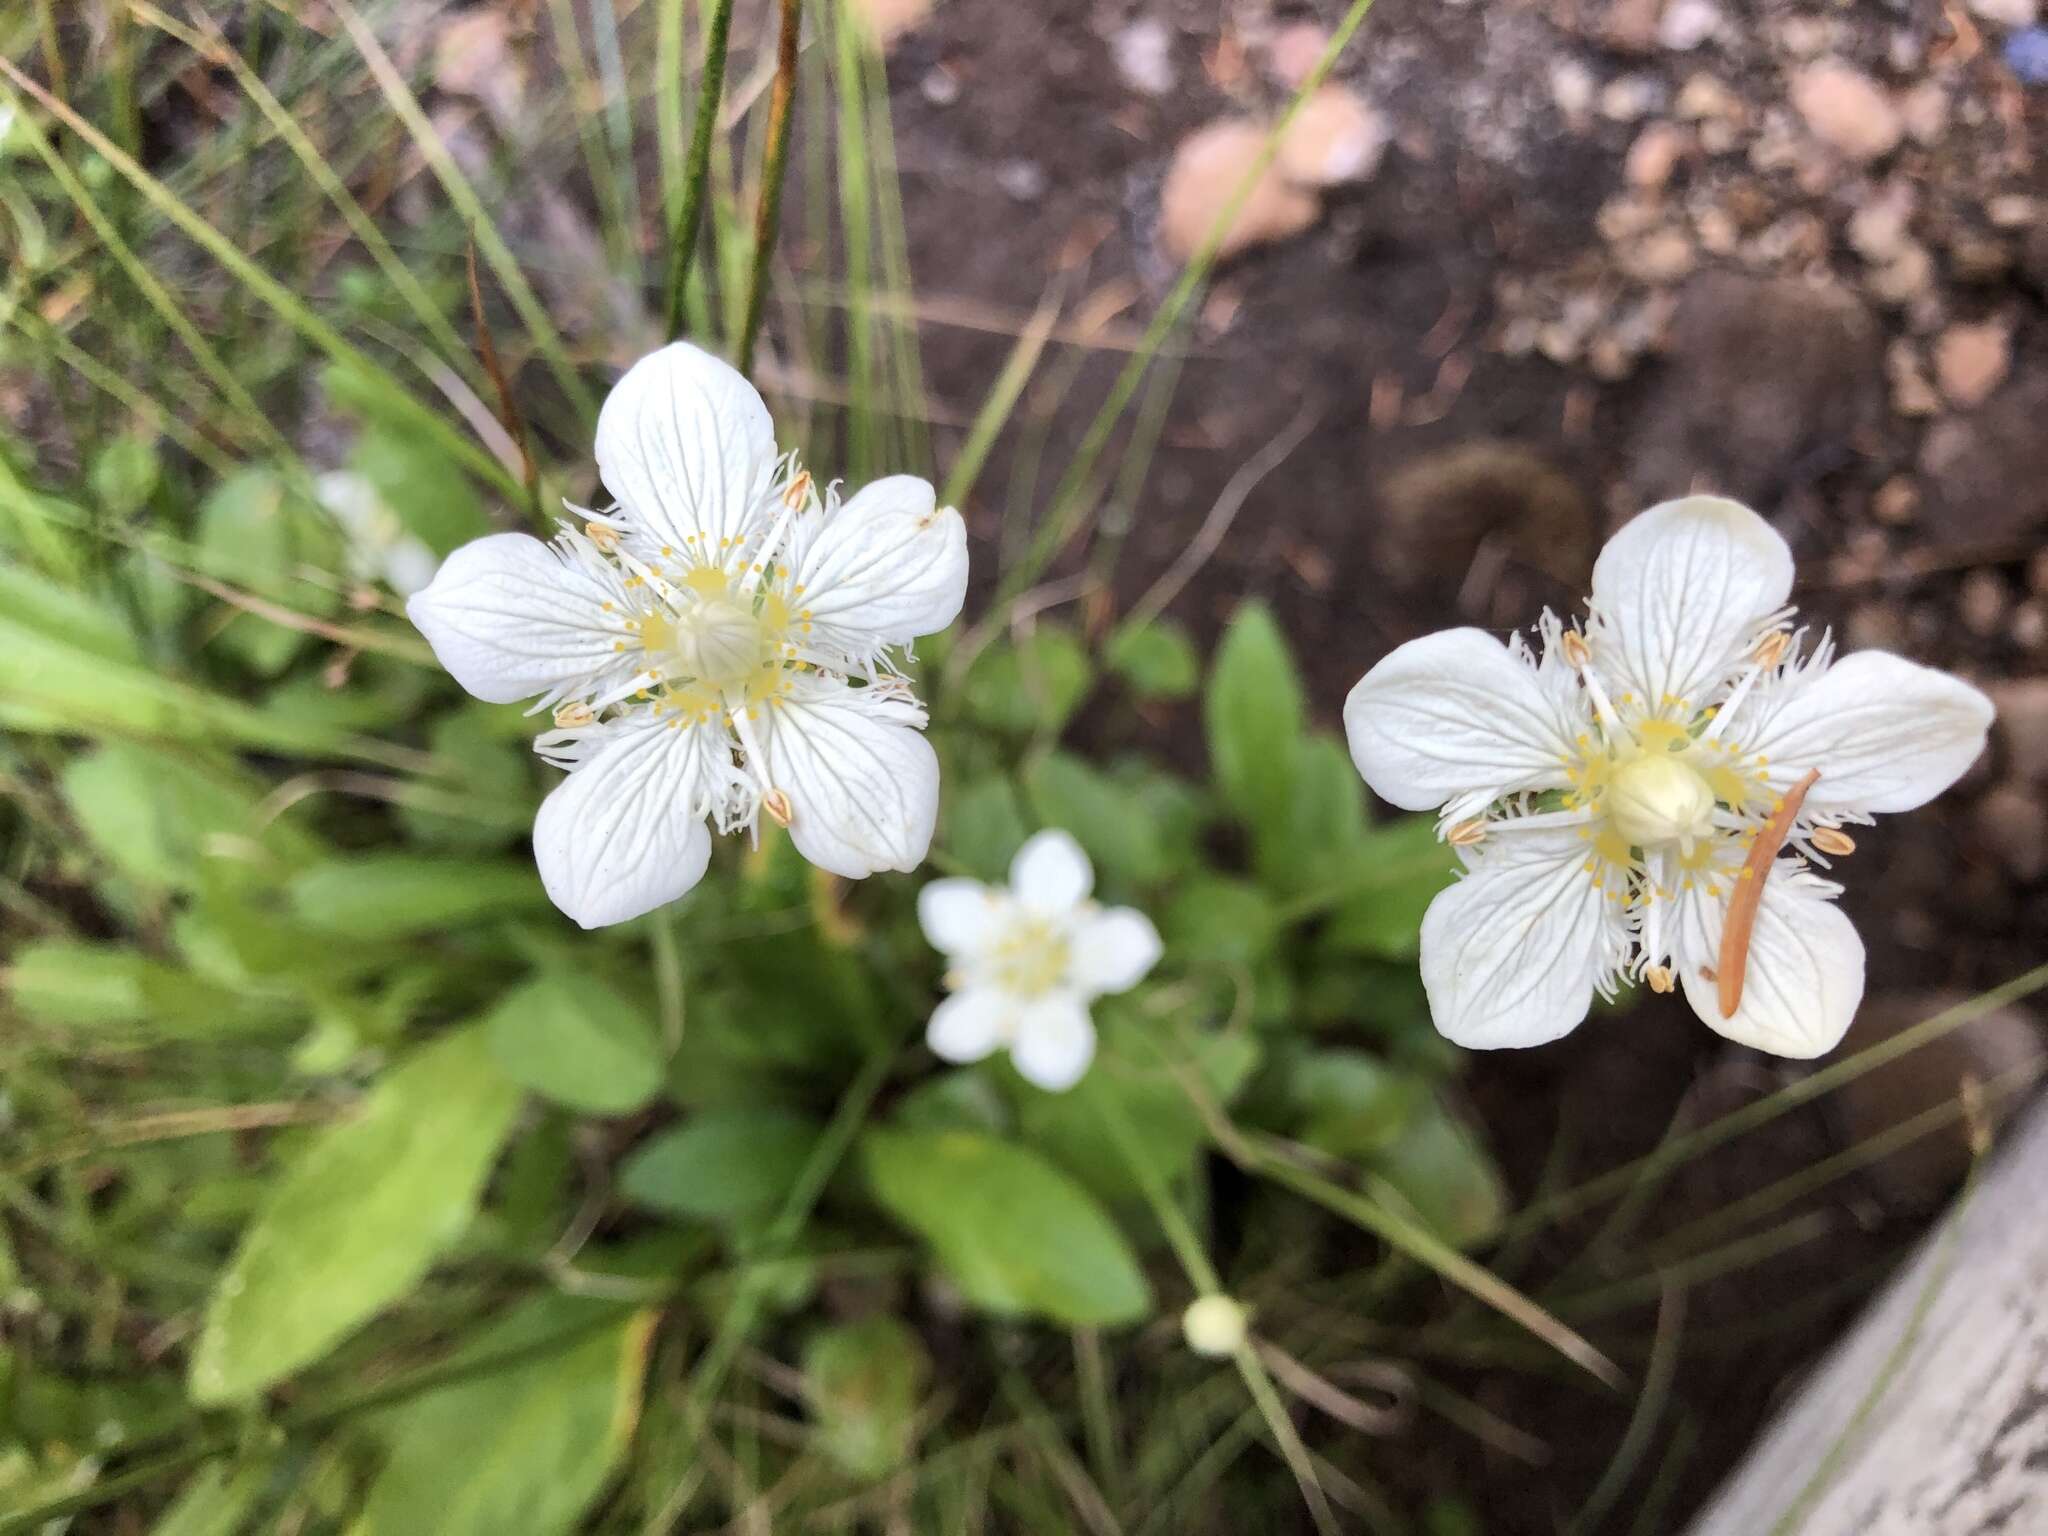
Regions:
[[1320, 817, 1460, 960], [1024, 752, 1168, 887], [397, 706, 535, 849], [1287, 1050, 1428, 1161], [193, 468, 342, 676], [942, 774, 1029, 882], [286, 855, 546, 940], [1267, 736, 1369, 890], [804, 1317, 929, 1480], [1106, 619, 1199, 699], [962, 625, 1092, 737], [1020, 1025, 1259, 1203], [484, 972, 664, 1115], [90, 430, 160, 519], [862, 1129, 1151, 1325], [1204, 602, 1307, 860], [619, 1108, 822, 1221], [188, 1026, 522, 1404], [353, 1298, 651, 1536], [61, 742, 312, 894], [5, 941, 296, 1038], [150, 1458, 274, 1536], [1161, 876, 1278, 970], [1368, 1096, 1507, 1249]]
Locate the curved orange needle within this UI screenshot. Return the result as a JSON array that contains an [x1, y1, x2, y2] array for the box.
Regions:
[[1717, 767, 1821, 1019]]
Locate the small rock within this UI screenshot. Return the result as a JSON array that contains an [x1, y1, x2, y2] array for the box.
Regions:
[[1277, 87, 1388, 187], [1970, 0, 2040, 29], [1601, 75, 1665, 122], [1778, 15, 1834, 56], [2012, 600, 2048, 650], [1158, 120, 1321, 263], [1551, 59, 1598, 123], [996, 159, 1046, 202], [1887, 340, 1941, 417], [1934, 320, 2013, 407], [847, 0, 933, 50], [1625, 123, 1689, 190], [1112, 18, 1176, 97], [1836, 990, 2045, 1213], [1659, 0, 1724, 50], [1847, 180, 1916, 264], [1991, 679, 2048, 780], [1987, 194, 2040, 229], [1695, 205, 1740, 254], [1899, 80, 1949, 143], [1790, 60, 1903, 161], [920, 66, 961, 106], [1266, 22, 1330, 90], [1867, 242, 1936, 307], [1599, 0, 1664, 54], [1873, 476, 1920, 525], [1379, 442, 1595, 591], [434, 9, 526, 123], [1597, 193, 1662, 242], [1949, 233, 2015, 284], [1974, 784, 2048, 882], [1676, 72, 1744, 121], [1623, 226, 1698, 282], [1960, 569, 2011, 637]]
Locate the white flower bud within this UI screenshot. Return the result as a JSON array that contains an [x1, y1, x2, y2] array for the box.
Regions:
[[1181, 1294, 1249, 1358]]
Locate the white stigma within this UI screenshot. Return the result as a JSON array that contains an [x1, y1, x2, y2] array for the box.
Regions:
[[1606, 754, 1717, 852]]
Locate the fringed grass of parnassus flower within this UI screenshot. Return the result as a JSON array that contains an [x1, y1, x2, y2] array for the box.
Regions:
[[1346, 495, 1993, 1058], [408, 342, 969, 927], [918, 830, 1163, 1091]]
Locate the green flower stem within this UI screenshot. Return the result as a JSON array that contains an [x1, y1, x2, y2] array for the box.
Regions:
[[736, 0, 803, 375], [663, 0, 739, 341]]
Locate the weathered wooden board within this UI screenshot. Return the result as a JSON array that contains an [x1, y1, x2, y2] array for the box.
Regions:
[[1687, 1099, 2048, 1535]]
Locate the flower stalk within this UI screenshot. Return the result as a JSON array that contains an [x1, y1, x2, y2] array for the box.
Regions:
[[737, 0, 803, 374], [662, 0, 738, 342]]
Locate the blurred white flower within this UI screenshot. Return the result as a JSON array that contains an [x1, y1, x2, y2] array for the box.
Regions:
[[407, 342, 968, 928], [316, 470, 439, 596], [917, 830, 1163, 1091], [1346, 495, 1993, 1059]]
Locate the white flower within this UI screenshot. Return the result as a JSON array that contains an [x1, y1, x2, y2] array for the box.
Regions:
[[917, 830, 1163, 1091], [317, 471, 439, 596], [407, 342, 969, 928], [1344, 495, 1993, 1060]]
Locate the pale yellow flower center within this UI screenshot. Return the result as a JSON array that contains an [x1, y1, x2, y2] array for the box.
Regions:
[[1606, 753, 1717, 851], [985, 914, 1071, 998]]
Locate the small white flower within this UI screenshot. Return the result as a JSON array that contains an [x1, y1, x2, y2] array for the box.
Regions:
[[317, 471, 439, 596], [917, 830, 1163, 1092], [1345, 495, 1993, 1060], [407, 342, 969, 928]]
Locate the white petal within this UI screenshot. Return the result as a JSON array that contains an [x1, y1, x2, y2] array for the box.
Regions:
[[594, 342, 778, 557], [1009, 993, 1097, 1091], [531, 713, 719, 929], [927, 987, 1009, 1064], [1589, 495, 1794, 714], [918, 878, 1005, 956], [753, 679, 938, 880], [1343, 629, 1578, 819], [1676, 868, 1864, 1059], [1734, 650, 1995, 816], [1418, 829, 1614, 1049], [1009, 829, 1093, 913], [1067, 907, 1162, 995], [790, 477, 968, 656], [406, 533, 631, 705], [382, 538, 440, 598]]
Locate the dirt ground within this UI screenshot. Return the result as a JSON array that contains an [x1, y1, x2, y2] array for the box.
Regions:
[[875, 0, 2047, 1524]]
